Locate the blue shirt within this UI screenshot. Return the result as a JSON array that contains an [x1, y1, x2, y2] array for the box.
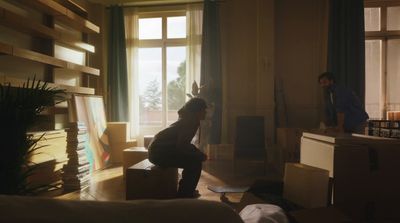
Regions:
[[326, 84, 369, 131]]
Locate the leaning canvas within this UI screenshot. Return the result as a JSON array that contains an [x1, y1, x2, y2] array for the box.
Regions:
[[70, 95, 110, 171]]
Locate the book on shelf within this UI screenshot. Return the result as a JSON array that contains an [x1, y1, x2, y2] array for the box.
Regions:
[[66, 152, 87, 160], [69, 121, 86, 127], [67, 155, 89, 166], [66, 134, 88, 143], [67, 122, 87, 131], [67, 158, 89, 166], [63, 163, 90, 174], [68, 150, 88, 159], [66, 131, 88, 138], [66, 141, 86, 149], [66, 127, 88, 133], [62, 170, 90, 180]]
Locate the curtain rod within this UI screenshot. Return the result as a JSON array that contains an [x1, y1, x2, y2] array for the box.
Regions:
[[105, 0, 224, 8], [106, 1, 201, 8]]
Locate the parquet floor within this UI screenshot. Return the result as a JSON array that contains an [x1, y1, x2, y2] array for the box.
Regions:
[[55, 158, 280, 209]]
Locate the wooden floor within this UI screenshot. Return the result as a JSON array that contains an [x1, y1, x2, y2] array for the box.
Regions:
[[55, 159, 280, 208]]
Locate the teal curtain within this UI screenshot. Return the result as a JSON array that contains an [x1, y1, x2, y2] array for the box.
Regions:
[[327, 0, 365, 101], [107, 6, 129, 122], [200, 0, 222, 144]]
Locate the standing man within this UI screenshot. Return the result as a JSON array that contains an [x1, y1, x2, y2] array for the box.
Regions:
[[319, 72, 369, 134]]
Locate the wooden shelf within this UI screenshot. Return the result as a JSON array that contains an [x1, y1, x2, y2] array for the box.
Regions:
[[13, 47, 66, 67], [0, 41, 99, 76], [18, 0, 99, 34], [0, 75, 95, 95], [0, 7, 94, 53], [54, 0, 88, 17], [58, 84, 95, 95], [40, 106, 69, 115]]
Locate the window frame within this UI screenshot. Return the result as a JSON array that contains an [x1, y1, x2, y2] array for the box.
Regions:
[[365, 1, 400, 119], [137, 8, 187, 129]]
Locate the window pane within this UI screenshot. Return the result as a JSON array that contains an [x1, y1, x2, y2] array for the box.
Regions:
[[365, 8, 381, 31], [387, 6, 400, 31], [365, 40, 382, 119], [167, 47, 186, 124], [139, 18, 162, 40], [387, 39, 400, 111], [139, 48, 162, 126], [167, 16, 186, 39]]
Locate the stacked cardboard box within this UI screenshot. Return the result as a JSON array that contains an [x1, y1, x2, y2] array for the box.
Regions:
[[126, 159, 178, 200], [206, 144, 234, 160], [283, 163, 329, 208], [122, 147, 148, 177], [289, 207, 352, 223], [300, 132, 400, 222], [62, 122, 91, 191], [107, 122, 138, 163], [276, 128, 305, 162], [273, 128, 306, 177]]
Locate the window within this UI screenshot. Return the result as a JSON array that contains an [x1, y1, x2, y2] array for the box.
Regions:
[[137, 12, 187, 127], [125, 5, 202, 140], [365, 2, 400, 119]]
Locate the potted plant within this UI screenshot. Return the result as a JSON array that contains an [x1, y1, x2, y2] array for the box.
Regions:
[[0, 77, 65, 195]]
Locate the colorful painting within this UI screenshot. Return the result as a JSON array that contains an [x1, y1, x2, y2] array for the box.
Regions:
[[71, 95, 110, 171]]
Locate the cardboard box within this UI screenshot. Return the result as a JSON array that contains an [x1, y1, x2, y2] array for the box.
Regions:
[[206, 144, 234, 160], [110, 140, 138, 163], [143, 135, 154, 148], [289, 207, 352, 223], [283, 163, 329, 208], [107, 122, 138, 163], [126, 159, 177, 200], [276, 128, 304, 162], [107, 122, 130, 144], [122, 147, 148, 176], [333, 144, 400, 222], [268, 144, 285, 177], [300, 132, 400, 222]]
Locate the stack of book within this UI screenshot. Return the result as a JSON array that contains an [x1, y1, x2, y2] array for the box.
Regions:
[[62, 122, 91, 191]]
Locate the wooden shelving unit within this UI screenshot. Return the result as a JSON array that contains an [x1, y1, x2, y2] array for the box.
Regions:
[[0, 0, 101, 131], [0, 41, 99, 76], [0, 0, 103, 192], [17, 0, 100, 34], [0, 7, 94, 52]]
